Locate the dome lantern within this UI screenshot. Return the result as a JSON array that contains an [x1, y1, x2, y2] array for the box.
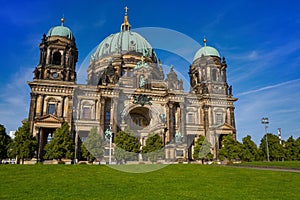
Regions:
[[121, 6, 131, 31]]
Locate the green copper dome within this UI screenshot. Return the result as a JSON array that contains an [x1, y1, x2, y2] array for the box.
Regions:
[[47, 25, 73, 40], [92, 8, 154, 60], [92, 30, 153, 60], [194, 46, 220, 60], [193, 38, 220, 60]]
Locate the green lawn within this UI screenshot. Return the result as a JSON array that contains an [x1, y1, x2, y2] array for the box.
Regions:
[[235, 161, 300, 169], [0, 164, 299, 200]]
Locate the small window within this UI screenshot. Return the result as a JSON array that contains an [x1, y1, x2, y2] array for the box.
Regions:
[[52, 52, 61, 65], [188, 113, 194, 124], [216, 113, 223, 124], [82, 107, 91, 119], [47, 103, 56, 115]]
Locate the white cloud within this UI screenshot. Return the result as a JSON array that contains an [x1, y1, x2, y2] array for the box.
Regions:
[[236, 78, 300, 96], [0, 67, 32, 133], [235, 78, 300, 144]]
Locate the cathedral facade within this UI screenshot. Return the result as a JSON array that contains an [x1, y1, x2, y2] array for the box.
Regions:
[[28, 9, 237, 162]]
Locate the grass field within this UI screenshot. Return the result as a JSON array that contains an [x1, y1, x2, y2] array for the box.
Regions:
[[0, 164, 299, 200], [234, 161, 300, 169]]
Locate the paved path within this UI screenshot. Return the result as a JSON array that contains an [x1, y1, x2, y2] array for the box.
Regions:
[[228, 165, 300, 173]]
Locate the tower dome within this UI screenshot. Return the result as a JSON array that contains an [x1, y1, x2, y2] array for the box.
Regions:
[[47, 17, 73, 40], [92, 7, 154, 61], [193, 38, 220, 61]]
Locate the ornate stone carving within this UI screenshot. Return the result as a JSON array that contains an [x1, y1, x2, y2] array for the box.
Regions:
[[133, 94, 152, 106]]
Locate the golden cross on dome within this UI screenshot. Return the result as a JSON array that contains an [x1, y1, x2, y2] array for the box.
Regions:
[[125, 6, 129, 15], [61, 16, 65, 26]]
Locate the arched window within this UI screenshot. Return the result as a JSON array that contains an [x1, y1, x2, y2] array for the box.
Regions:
[[52, 52, 61, 65], [47, 103, 56, 115], [47, 98, 58, 115], [212, 69, 217, 81]]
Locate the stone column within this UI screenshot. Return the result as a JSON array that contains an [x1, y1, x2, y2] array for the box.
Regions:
[[46, 49, 51, 64], [63, 96, 69, 118], [57, 98, 63, 117], [208, 106, 213, 126], [111, 98, 118, 134], [179, 102, 186, 142], [66, 95, 73, 124], [168, 102, 174, 143], [36, 95, 44, 116], [203, 105, 209, 137], [95, 99, 100, 121], [99, 97, 105, 135], [28, 93, 37, 132]]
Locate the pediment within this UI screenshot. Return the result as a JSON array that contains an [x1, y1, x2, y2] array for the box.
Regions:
[[215, 123, 235, 131], [35, 114, 63, 123]]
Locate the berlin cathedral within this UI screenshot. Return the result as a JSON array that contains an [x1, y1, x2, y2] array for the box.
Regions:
[[27, 8, 237, 162]]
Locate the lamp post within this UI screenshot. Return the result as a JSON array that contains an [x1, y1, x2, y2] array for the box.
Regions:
[[105, 124, 113, 164], [261, 117, 270, 162]]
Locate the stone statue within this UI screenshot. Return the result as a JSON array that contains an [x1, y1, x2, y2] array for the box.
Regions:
[[175, 132, 182, 143], [33, 68, 40, 79], [139, 75, 146, 88], [228, 85, 232, 96], [121, 111, 126, 122], [202, 83, 208, 94], [105, 126, 113, 142], [159, 114, 166, 124], [179, 79, 183, 90]]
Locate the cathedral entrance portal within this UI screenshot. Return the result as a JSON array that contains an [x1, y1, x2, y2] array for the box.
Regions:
[[126, 107, 151, 131]]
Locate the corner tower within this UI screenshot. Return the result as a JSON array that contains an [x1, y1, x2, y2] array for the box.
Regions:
[[189, 38, 238, 158], [28, 18, 78, 161], [34, 17, 78, 82]]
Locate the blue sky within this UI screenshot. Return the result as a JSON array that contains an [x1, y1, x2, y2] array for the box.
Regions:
[[0, 0, 299, 144]]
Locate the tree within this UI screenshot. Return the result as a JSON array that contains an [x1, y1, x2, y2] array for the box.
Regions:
[[81, 127, 104, 163], [284, 136, 300, 161], [0, 124, 12, 162], [44, 122, 74, 161], [114, 130, 140, 163], [240, 135, 259, 162], [7, 121, 37, 164], [218, 134, 241, 161], [193, 135, 213, 164], [259, 133, 284, 161], [142, 134, 164, 163]]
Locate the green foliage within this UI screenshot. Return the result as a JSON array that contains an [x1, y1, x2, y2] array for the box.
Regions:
[[0, 124, 12, 160], [44, 122, 74, 160], [218, 134, 241, 161], [259, 133, 284, 161], [284, 136, 300, 161], [7, 121, 37, 164], [193, 135, 213, 163], [142, 134, 164, 163], [240, 135, 259, 162], [81, 127, 104, 163], [114, 130, 140, 163]]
